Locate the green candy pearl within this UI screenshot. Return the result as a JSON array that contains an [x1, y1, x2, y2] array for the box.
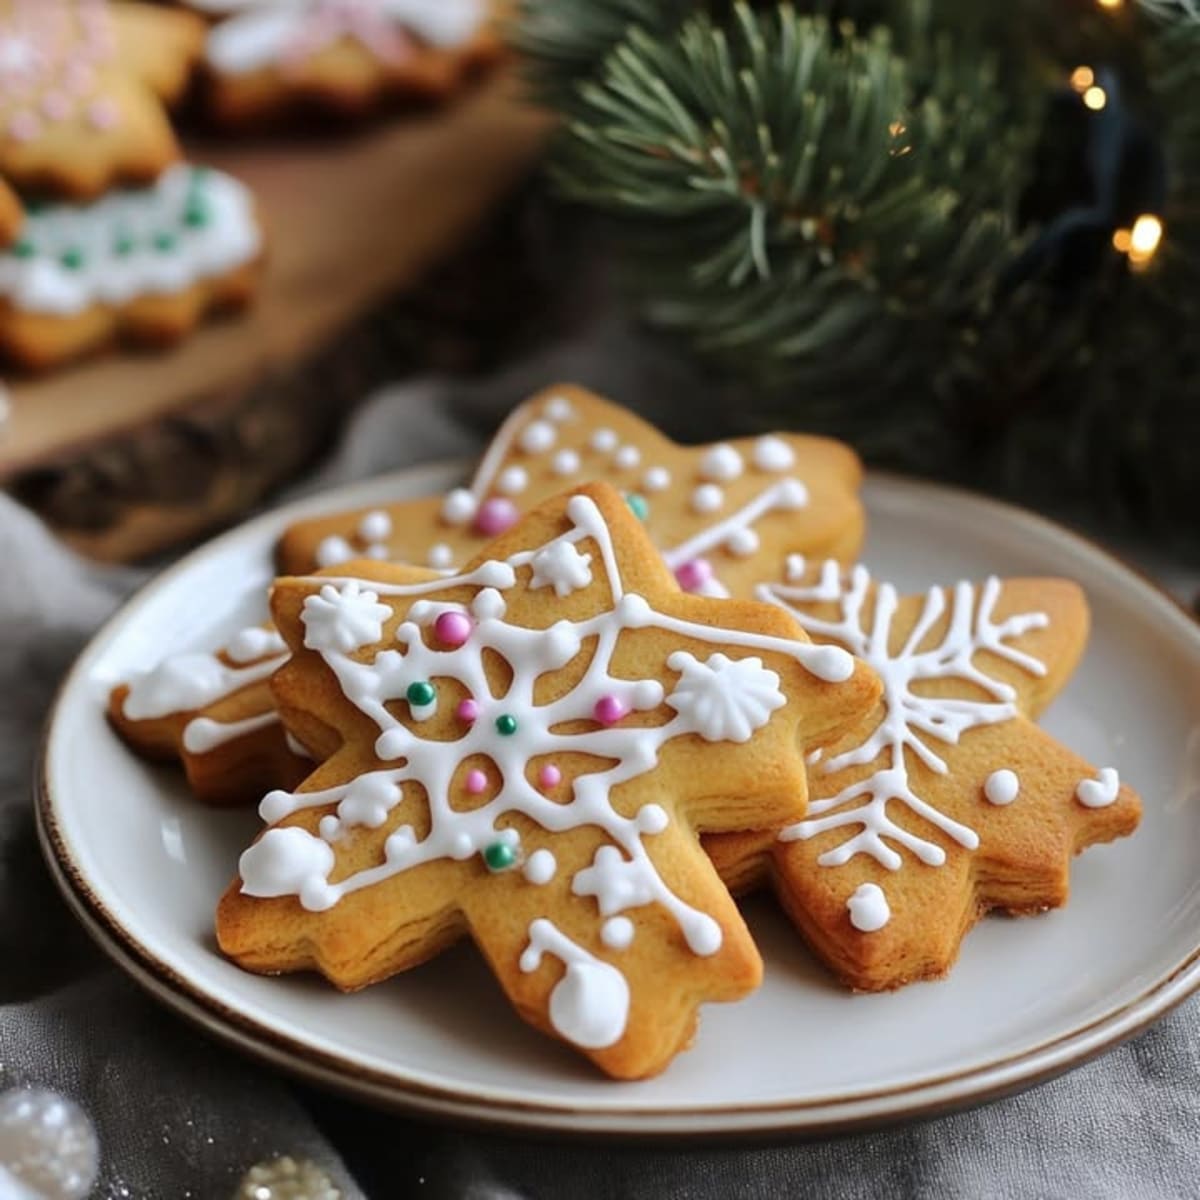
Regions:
[[483, 841, 518, 872], [153, 231, 177, 253], [60, 247, 84, 270], [495, 714, 518, 736], [625, 493, 649, 520], [183, 200, 209, 228], [113, 232, 135, 257], [11, 240, 35, 259], [406, 680, 436, 708]]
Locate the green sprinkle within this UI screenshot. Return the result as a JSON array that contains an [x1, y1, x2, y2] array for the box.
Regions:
[[406, 680, 436, 708], [113, 232, 135, 257], [625, 493, 649, 520], [483, 841, 518, 872], [495, 714, 518, 736], [153, 231, 177, 253], [60, 247, 84, 271], [183, 199, 209, 228], [11, 240, 35, 259]]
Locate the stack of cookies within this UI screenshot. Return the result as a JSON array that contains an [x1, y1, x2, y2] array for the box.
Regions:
[[107, 385, 1142, 1079]]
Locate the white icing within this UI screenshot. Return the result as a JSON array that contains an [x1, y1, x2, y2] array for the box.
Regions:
[[497, 466, 528, 496], [846, 882, 890, 932], [614, 445, 641, 470], [601, 916, 635, 950], [642, 467, 670, 493], [1076, 767, 1120, 808], [691, 484, 723, 514], [315, 535, 355, 568], [528, 540, 593, 597], [519, 419, 556, 454], [285, 731, 313, 759], [753, 436, 795, 472], [763, 565, 1048, 870], [226, 627, 287, 664], [552, 449, 580, 476], [665, 652, 785, 744], [0, 166, 260, 316], [239, 827, 335, 901], [700, 443, 743, 483], [984, 768, 1020, 806], [523, 848, 556, 885], [122, 644, 282, 722], [590, 428, 618, 453], [357, 510, 392, 544], [301, 580, 391, 653], [519, 919, 629, 1049], [725, 528, 759, 557], [181, 710, 278, 755]]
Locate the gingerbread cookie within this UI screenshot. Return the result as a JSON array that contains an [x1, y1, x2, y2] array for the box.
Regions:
[[109, 621, 310, 807], [277, 384, 865, 598], [0, 164, 262, 368], [217, 484, 880, 1078], [0, 178, 22, 248], [187, 0, 503, 126], [705, 560, 1142, 992], [0, 1, 204, 199]]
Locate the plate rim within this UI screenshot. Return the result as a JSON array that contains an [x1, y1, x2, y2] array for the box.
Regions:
[[35, 465, 1200, 1137]]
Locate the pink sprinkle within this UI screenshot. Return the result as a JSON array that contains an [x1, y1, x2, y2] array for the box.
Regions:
[[473, 497, 519, 538], [538, 764, 562, 789], [41, 91, 71, 122], [465, 769, 487, 795], [674, 558, 713, 593], [434, 610, 472, 648], [9, 111, 40, 142], [456, 698, 480, 723], [594, 695, 628, 726], [86, 98, 117, 130]]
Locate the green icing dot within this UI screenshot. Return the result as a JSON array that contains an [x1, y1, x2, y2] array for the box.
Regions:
[[625, 493, 649, 520], [153, 231, 177, 253], [11, 240, 35, 259], [406, 680, 436, 708], [113, 232, 136, 257], [495, 714, 518, 736], [60, 247, 84, 271], [483, 842, 518, 872], [183, 198, 209, 228]]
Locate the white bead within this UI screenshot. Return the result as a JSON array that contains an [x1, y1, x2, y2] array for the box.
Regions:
[[314, 535, 353, 568], [497, 466, 528, 495], [601, 916, 635, 950], [519, 419, 556, 453], [700, 443, 743, 482], [356, 509, 392, 543], [753, 435, 795, 472], [725, 528, 760, 557], [544, 395, 575, 422], [441, 488, 477, 526], [614, 444, 641, 470], [590, 428, 618, 452], [552, 449, 581, 476], [428, 543, 454, 569], [691, 484, 724, 513], [642, 466, 670, 492]]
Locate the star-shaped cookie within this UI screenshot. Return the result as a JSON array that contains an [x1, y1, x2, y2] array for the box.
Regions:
[[277, 383, 866, 598], [217, 484, 880, 1077], [705, 560, 1142, 992]]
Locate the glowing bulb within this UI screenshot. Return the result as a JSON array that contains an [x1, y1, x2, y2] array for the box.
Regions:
[[1082, 86, 1107, 111], [1129, 214, 1163, 257], [1112, 229, 1132, 253], [1097, 0, 1122, 8], [1070, 66, 1095, 92]]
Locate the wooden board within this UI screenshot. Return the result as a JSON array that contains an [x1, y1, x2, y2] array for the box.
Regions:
[[0, 69, 551, 560]]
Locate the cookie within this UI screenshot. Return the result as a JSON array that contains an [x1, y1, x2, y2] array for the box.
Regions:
[[0, 1, 204, 199], [705, 559, 1142, 992], [0, 164, 262, 369], [187, 0, 503, 126], [0, 178, 22, 248], [217, 483, 880, 1078], [277, 384, 865, 598], [109, 621, 311, 807]]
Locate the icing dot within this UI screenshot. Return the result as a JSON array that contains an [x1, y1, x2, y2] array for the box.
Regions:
[[364, 545, 388, 561], [625, 493, 648, 520], [725, 528, 760, 557], [636, 803, 669, 834], [593, 695, 628, 726], [314, 535, 354, 568], [434, 611, 472, 647], [495, 714, 518, 736], [484, 841, 519, 872], [441, 488, 477, 526], [357, 510, 392, 543], [545, 395, 574, 422], [524, 849, 557, 884], [590, 428, 618, 453], [456, 698, 480, 723], [700, 443, 743, 482], [675, 558, 713, 592], [519, 420, 557, 453], [847, 883, 890, 932], [1076, 767, 1119, 808], [473, 588, 506, 621], [614, 445, 641, 470], [754, 435, 796, 472], [428, 543, 454, 569], [984, 769, 1020, 806], [318, 815, 341, 841], [538, 764, 562, 789], [777, 478, 809, 509], [552, 449, 581, 476], [642, 466, 671, 492], [601, 916, 635, 950], [465, 769, 487, 795], [474, 498, 519, 537], [376, 730, 407, 760], [691, 484, 724, 514], [497, 466, 528, 496], [406, 680, 436, 708]]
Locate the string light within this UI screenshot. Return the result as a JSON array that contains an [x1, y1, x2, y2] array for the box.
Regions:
[[1112, 215, 1164, 269], [1082, 85, 1108, 110], [1097, 0, 1123, 9], [1070, 66, 1094, 92]]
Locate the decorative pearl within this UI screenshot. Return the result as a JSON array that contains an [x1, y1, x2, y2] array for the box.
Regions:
[[434, 611, 472, 647], [614, 445, 641, 469], [700, 443, 743, 482], [691, 484, 724, 513], [483, 841, 519, 871], [440, 487, 477, 526], [674, 558, 713, 592], [473, 498, 519, 537], [427, 543, 454, 569], [497, 466, 528, 495], [495, 714, 518, 736], [552, 449, 581, 476], [753, 435, 795, 472], [235, 1155, 342, 1200], [593, 695, 628, 726], [519, 419, 557, 453], [356, 510, 392, 543], [538, 764, 562, 789], [725, 527, 760, 557], [406, 680, 436, 708], [456, 698, 480, 723], [465, 769, 487, 795], [642, 466, 670, 492], [0, 1087, 99, 1200], [590, 428, 618, 452]]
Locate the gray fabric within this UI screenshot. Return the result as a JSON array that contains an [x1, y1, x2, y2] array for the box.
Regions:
[[1, 374, 1197, 1199]]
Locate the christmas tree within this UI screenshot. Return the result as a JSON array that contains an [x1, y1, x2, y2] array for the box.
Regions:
[[514, 0, 1200, 554]]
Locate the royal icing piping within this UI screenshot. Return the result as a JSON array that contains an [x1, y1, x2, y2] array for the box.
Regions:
[[983, 768, 1020, 806], [760, 561, 1048, 870], [241, 495, 855, 1046], [1076, 767, 1120, 808], [846, 882, 890, 932], [0, 166, 261, 316], [194, 0, 485, 75], [182, 710, 280, 755]]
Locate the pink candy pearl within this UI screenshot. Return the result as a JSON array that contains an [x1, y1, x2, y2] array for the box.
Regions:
[[9, 112, 39, 142], [674, 558, 713, 592], [434, 611, 472, 647], [87, 99, 117, 130], [465, 769, 487, 795], [473, 497, 519, 537], [594, 695, 628, 726], [456, 698, 479, 723], [41, 91, 71, 121], [538, 764, 562, 789]]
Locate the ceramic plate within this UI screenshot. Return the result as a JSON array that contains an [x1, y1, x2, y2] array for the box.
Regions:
[[37, 466, 1200, 1136]]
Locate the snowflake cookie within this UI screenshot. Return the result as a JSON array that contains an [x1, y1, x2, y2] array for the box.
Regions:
[[276, 383, 866, 599], [705, 561, 1142, 992], [0, 1, 204, 199], [185, 0, 504, 125], [0, 164, 262, 368], [217, 484, 880, 1078]]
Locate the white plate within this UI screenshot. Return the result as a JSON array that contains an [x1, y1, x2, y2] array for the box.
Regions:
[[37, 466, 1200, 1137]]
